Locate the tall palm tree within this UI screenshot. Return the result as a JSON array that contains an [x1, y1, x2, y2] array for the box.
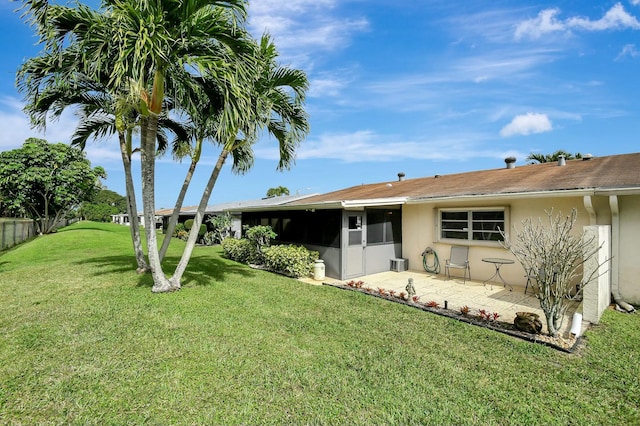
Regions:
[[105, 1, 255, 292], [169, 34, 310, 287], [17, 0, 277, 292]]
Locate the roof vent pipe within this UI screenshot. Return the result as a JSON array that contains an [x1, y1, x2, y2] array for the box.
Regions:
[[558, 155, 566, 166], [398, 172, 405, 182], [504, 156, 516, 169]]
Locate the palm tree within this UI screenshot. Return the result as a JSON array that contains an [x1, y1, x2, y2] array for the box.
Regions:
[[527, 150, 582, 164], [266, 186, 290, 197], [104, 1, 254, 292], [18, 1, 306, 292], [169, 34, 310, 287]]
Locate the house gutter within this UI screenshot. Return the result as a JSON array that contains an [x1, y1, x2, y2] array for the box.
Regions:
[[594, 187, 640, 196], [608, 195, 636, 313], [341, 197, 407, 208], [406, 188, 596, 204], [407, 186, 640, 205]]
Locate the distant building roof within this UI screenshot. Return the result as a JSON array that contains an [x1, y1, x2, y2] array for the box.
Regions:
[[155, 194, 318, 216]]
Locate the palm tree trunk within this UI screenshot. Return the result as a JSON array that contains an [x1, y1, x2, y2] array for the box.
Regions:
[[119, 130, 149, 273], [170, 149, 229, 287], [158, 156, 198, 263], [140, 115, 174, 292]]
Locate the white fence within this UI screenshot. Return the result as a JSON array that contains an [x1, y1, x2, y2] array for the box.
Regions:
[[0, 219, 36, 251]]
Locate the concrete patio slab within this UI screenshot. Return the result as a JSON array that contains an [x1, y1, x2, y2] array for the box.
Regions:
[[300, 270, 582, 337]]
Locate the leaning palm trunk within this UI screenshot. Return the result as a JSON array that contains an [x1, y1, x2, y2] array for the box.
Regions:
[[170, 149, 229, 287], [119, 130, 149, 273], [158, 152, 199, 263]]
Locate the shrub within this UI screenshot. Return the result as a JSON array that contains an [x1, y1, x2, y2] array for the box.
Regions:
[[261, 244, 319, 278], [208, 213, 233, 244], [184, 219, 194, 231], [244, 225, 277, 264], [173, 222, 186, 237], [202, 231, 216, 246], [221, 237, 252, 263]]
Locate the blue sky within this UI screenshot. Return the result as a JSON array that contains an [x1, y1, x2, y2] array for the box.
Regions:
[[1, 1, 639, 208]]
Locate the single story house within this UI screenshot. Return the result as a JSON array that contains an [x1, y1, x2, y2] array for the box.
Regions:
[[229, 152, 640, 323]]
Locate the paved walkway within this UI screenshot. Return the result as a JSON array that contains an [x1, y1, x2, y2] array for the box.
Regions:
[[300, 270, 582, 337]]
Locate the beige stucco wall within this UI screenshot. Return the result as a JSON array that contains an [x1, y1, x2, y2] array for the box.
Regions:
[[617, 195, 640, 304], [582, 225, 612, 323], [402, 195, 603, 287]]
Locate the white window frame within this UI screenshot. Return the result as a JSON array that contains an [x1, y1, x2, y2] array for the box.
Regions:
[[437, 207, 509, 246]]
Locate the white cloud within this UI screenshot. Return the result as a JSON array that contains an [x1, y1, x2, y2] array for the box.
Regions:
[[616, 43, 640, 60], [253, 129, 525, 163], [632, 0, 640, 5], [0, 96, 122, 165], [567, 3, 640, 31], [248, 0, 369, 68], [500, 113, 553, 137], [309, 76, 348, 98], [0, 96, 78, 150], [515, 8, 566, 40], [515, 3, 640, 40]]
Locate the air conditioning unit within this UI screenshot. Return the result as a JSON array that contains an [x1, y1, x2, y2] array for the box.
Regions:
[[390, 258, 408, 272]]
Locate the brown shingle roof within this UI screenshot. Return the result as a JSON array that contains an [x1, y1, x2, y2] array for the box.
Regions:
[[286, 152, 640, 207]]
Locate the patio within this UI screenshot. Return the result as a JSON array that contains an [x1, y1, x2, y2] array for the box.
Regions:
[[301, 270, 583, 337]]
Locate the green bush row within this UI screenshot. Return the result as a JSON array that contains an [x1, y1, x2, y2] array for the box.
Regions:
[[221, 237, 318, 278]]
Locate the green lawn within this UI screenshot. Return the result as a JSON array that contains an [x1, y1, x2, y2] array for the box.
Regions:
[[0, 221, 638, 425]]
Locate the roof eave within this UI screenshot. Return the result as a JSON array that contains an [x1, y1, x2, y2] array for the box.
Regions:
[[226, 197, 408, 212]]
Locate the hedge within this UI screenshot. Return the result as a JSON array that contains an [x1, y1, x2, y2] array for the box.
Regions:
[[262, 244, 319, 278], [221, 238, 319, 278]]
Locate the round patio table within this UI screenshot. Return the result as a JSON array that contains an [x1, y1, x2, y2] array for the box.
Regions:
[[482, 258, 514, 291]]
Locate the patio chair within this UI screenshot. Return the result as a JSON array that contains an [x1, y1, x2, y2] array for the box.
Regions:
[[445, 245, 470, 283]]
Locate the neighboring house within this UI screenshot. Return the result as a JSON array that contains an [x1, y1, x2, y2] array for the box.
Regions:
[[230, 153, 640, 323], [111, 212, 162, 229]]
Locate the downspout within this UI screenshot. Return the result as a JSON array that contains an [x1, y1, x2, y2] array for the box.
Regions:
[[609, 195, 636, 312]]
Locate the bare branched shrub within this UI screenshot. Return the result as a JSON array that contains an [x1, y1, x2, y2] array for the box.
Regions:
[[501, 209, 606, 336]]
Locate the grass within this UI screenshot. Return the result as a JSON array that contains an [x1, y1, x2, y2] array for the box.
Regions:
[[0, 221, 639, 425]]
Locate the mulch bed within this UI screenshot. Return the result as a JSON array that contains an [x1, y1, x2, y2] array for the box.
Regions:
[[323, 282, 582, 353]]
